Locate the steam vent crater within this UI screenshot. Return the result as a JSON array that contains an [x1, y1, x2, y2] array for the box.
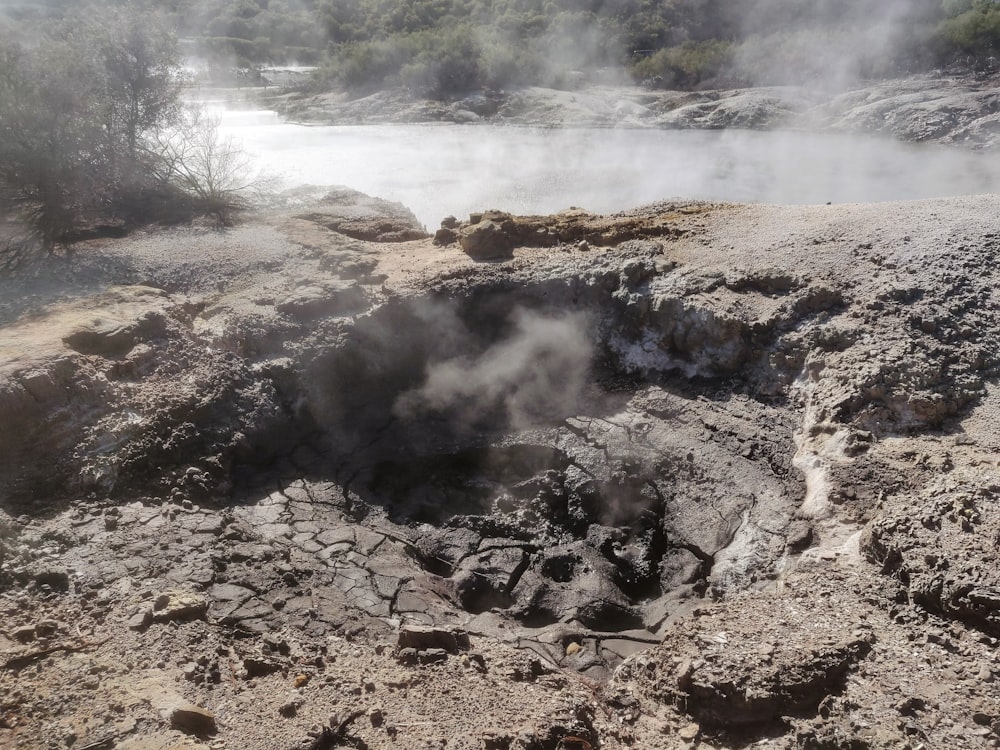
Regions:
[[6, 188, 1000, 748]]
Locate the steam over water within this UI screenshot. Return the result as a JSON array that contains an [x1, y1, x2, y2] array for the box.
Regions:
[[210, 99, 1000, 229]]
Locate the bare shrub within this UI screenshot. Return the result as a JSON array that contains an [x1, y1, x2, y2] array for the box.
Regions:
[[147, 109, 272, 227]]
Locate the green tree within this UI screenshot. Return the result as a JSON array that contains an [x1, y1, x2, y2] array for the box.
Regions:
[[0, 4, 186, 263], [940, 0, 1000, 57], [0, 34, 105, 254], [87, 10, 183, 163]]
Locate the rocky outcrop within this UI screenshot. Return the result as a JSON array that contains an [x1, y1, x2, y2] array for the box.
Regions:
[[815, 75, 1000, 146], [439, 206, 698, 260], [292, 187, 430, 241], [0, 284, 290, 509], [269, 72, 1000, 149]]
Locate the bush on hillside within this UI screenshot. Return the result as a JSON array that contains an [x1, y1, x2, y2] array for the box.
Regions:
[[632, 40, 733, 88], [939, 1, 1000, 58]]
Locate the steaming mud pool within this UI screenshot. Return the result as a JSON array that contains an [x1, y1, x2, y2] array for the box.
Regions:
[[214, 103, 1000, 228]]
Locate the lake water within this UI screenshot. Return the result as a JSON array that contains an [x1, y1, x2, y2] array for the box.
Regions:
[[208, 98, 1000, 229]]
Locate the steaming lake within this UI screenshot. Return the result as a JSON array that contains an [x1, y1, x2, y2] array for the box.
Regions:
[[210, 99, 1000, 229]]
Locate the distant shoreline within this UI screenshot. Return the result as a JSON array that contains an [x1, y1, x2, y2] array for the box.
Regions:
[[255, 71, 1000, 150]]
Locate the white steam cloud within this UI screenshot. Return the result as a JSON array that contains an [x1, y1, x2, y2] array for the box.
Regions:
[[395, 309, 593, 431], [732, 0, 939, 89]]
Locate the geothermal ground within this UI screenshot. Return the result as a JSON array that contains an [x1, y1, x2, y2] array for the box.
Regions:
[[3, 185, 1000, 750]]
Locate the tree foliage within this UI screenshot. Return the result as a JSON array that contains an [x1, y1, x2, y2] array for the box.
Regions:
[[303, 0, 1000, 94], [0, 28, 113, 253], [8, 0, 1000, 94], [0, 3, 262, 268], [939, 0, 1000, 57]]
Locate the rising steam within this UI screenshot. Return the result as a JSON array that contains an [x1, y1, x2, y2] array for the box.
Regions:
[[395, 308, 593, 431]]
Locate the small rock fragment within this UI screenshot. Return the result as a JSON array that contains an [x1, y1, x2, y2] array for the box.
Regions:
[[34, 619, 60, 638], [243, 656, 281, 678], [418, 648, 448, 664], [278, 696, 302, 718], [395, 648, 418, 666], [128, 610, 152, 632], [397, 625, 470, 653], [151, 591, 208, 623], [678, 723, 700, 741], [11, 625, 35, 643], [897, 697, 926, 716], [169, 704, 216, 736], [459, 221, 514, 260], [34, 567, 70, 591], [467, 652, 487, 672], [434, 226, 458, 245], [676, 659, 695, 691]]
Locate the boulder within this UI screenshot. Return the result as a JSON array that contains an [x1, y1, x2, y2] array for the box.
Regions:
[[458, 220, 514, 260]]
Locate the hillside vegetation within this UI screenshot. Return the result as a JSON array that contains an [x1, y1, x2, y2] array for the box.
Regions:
[[4, 1, 1000, 95]]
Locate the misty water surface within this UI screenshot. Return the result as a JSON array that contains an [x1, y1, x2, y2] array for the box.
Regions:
[[209, 99, 1000, 229]]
